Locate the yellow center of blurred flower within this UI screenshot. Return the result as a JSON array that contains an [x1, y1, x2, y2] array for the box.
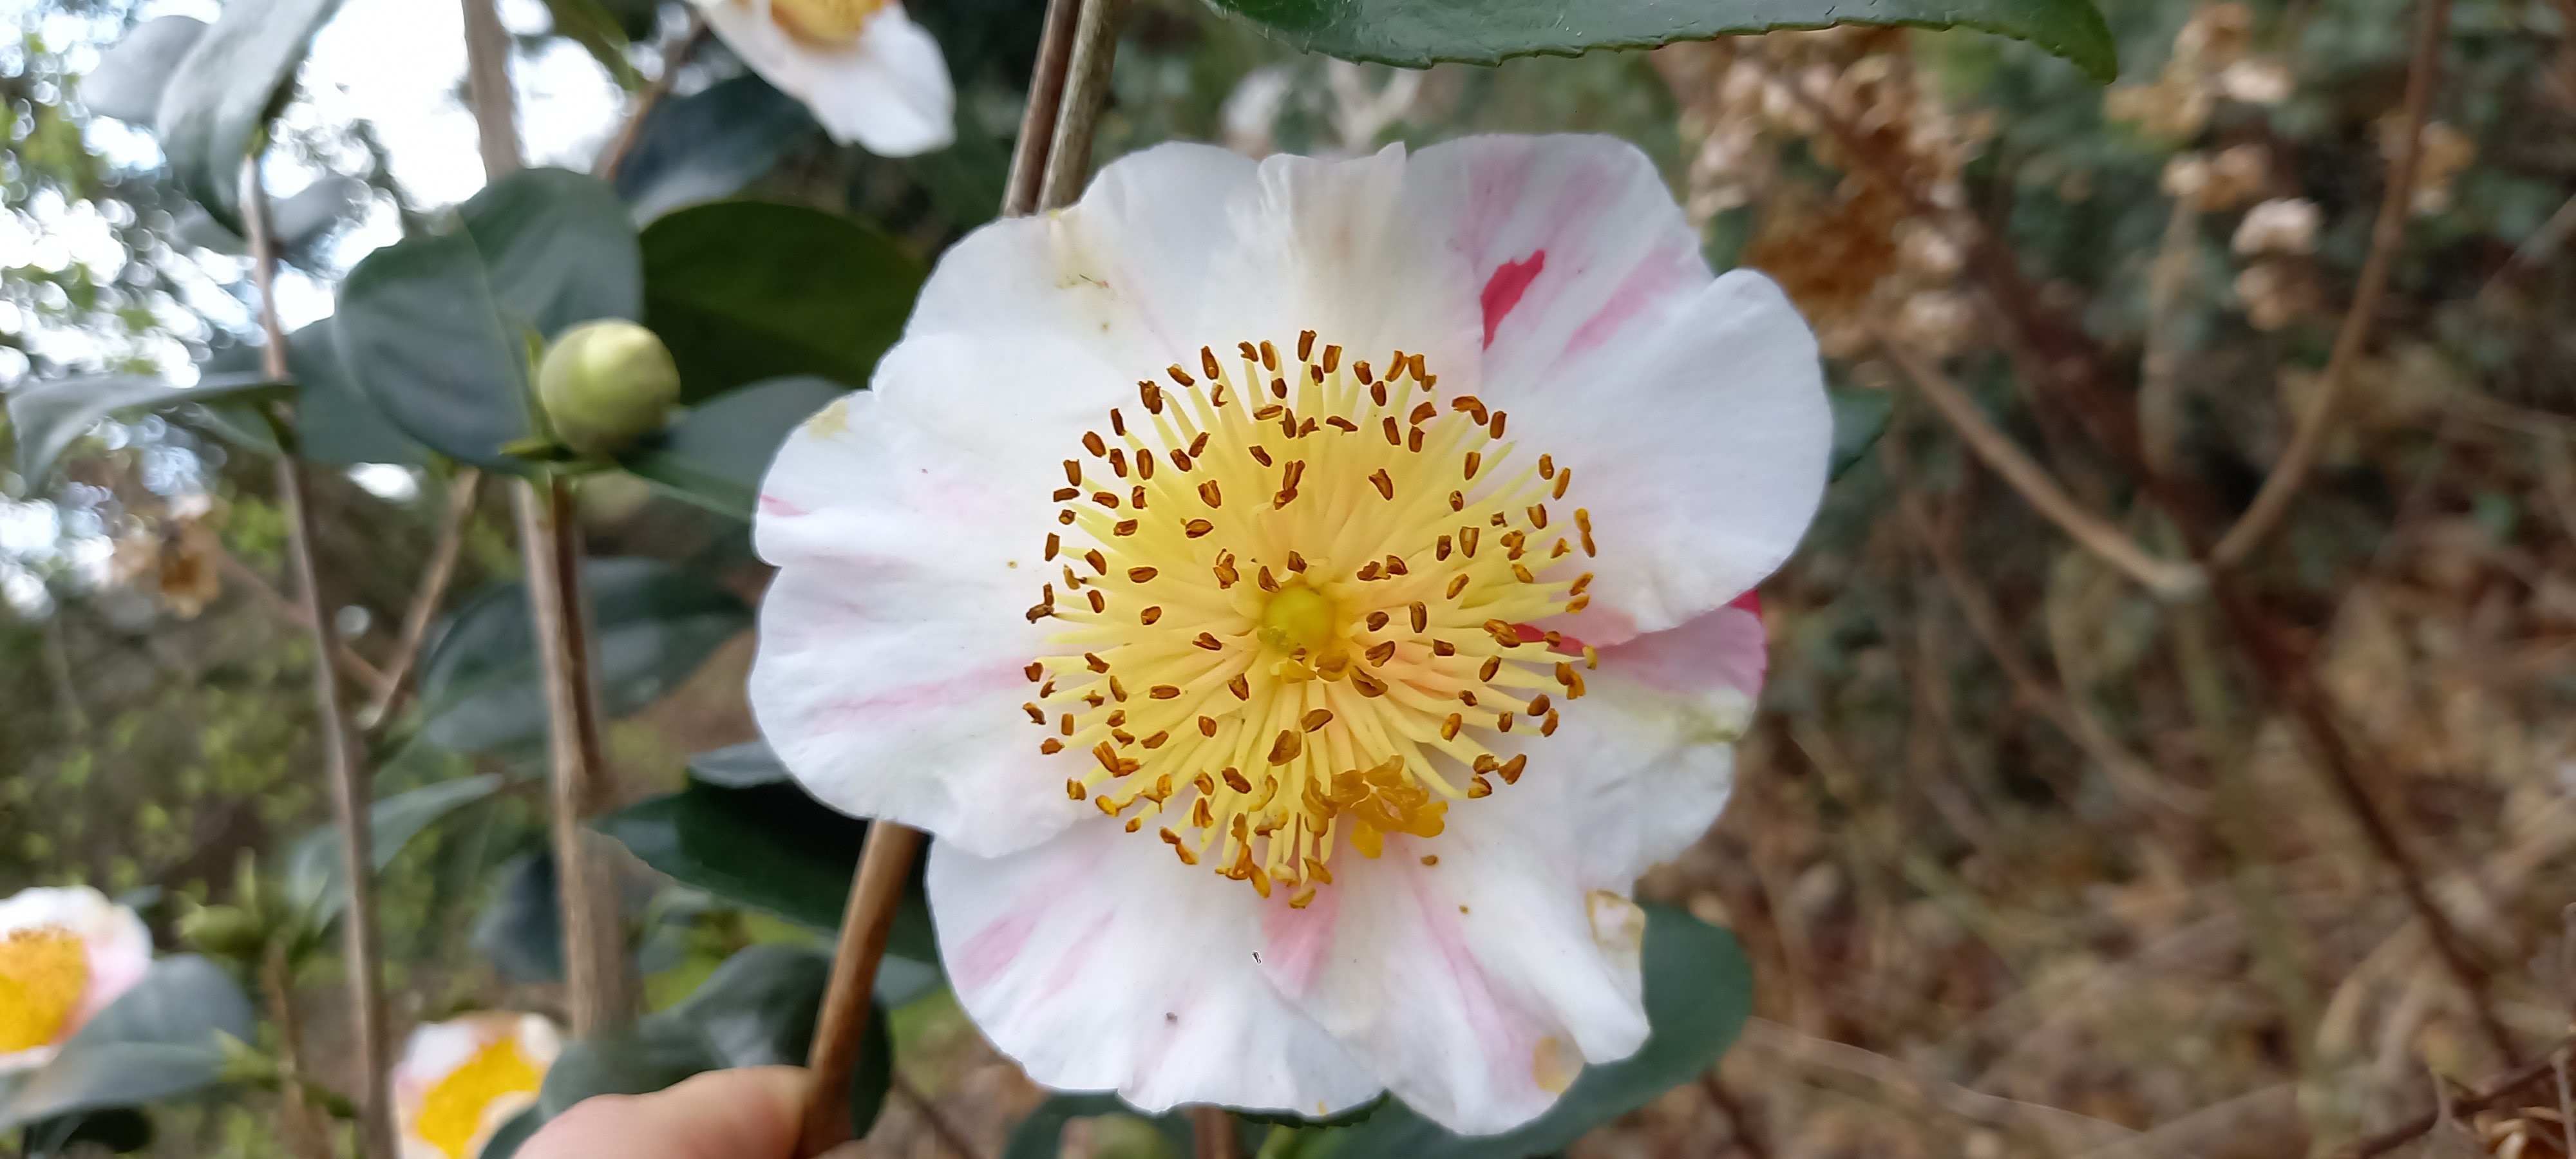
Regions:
[[759, 0, 887, 44], [1021, 335, 1598, 906], [0, 925, 88, 1053], [414, 1037, 544, 1159]]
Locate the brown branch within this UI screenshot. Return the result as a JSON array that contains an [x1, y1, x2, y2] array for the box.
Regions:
[[799, 4, 1113, 1151], [592, 15, 709, 183], [243, 156, 397, 1159], [1876, 330, 2206, 598], [359, 467, 480, 729], [261, 943, 334, 1159], [891, 1073, 989, 1159], [2342, 1039, 2570, 1157], [459, 0, 631, 1036], [2210, 0, 2454, 565], [1190, 1107, 1240, 1159]]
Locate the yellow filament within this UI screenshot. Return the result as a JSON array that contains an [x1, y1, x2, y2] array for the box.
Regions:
[[758, 0, 887, 44], [0, 926, 87, 1053], [1019, 336, 1597, 896]]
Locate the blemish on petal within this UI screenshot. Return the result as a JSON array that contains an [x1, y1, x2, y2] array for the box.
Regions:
[[1481, 251, 1546, 348], [800, 398, 852, 438], [1532, 1035, 1582, 1095]]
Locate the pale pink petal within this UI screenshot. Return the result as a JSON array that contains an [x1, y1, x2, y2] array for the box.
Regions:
[[929, 825, 1384, 1117], [0, 886, 153, 1071]]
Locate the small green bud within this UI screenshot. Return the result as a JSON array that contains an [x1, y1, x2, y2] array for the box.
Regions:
[[536, 320, 681, 455], [179, 903, 267, 959]]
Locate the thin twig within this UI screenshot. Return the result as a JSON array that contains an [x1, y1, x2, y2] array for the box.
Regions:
[[2341, 1039, 2570, 1157], [261, 943, 334, 1159], [891, 1073, 988, 1159], [799, 2, 1112, 1151], [592, 15, 709, 183], [459, 0, 630, 1035], [1876, 329, 2206, 598], [2138, 195, 2201, 478], [1190, 1106, 1240, 1159], [1739, 1019, 2145, 1154], [218, 549, 387, 688], [796, 824, 923, 1155], [2210, 0, 2454, 565], [360, 467, 480, 729], [243, 155, 397, 1159]]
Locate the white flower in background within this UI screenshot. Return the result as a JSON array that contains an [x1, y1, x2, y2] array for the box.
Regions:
[[392, 1012, 562, 1159], [0, 886, 153, 1072], [2233, 197, 2320, 256], [750, 135, 1828, 1134], [692, 0, 954, 156]]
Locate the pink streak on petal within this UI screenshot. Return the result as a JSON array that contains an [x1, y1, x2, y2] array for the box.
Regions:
[[954, 909, 1040, 992], [1481, 251, 1547, 348], [1457, 147, 1534, 267], [1260, 880, 1343, 997], [1599, 605, 1768, 697], [758, 494, 808, 516], [1563, 244, 1698, 357], [1039, 911, 1116, 1002], [1405, 862, 1538, 1096], [819, 657, 1028, 725]]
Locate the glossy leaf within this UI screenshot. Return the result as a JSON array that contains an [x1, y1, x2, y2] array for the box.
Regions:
[[6, 372, 278, 491], [336, 232, 535, 471], [414, 557, 750, 753], [153, 0, 346, 231], [1827, 386, 1893, 482], [471, 851, 565, 985], [1202, 0, 2117, 82], [457, 168, 645, 341], [684, 739, 790, 788], [81, 16, 206, 126], [640, 202, 923, 402], [621, 376, 848, 520], [614, 75, 819, 222], [200, 322, 428, 466], [1308, 906, 1750, 1158], [540, 0, 643, 88], [0, 956, 256, 1130], [285, 770, 509, 927]]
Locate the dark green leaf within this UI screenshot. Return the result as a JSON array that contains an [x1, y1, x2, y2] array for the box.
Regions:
[[1311, 906, 1750, 1158], [685, 740, 790, 788], [23, 1107, 157, 1155], [1827, 386, 1893, 482], [621, 377, 848, 520], [457, 169, 645, 341], [288, 319, 431, 466], [540, 0, 643, 88], [1200, 0, 2117, 82], [471, 851, 564, 984], [592, 777, 943, 991], [415, 558, 750, 753], [336, 232, 535, 470], [153, 0, 346, 231], [0, 956, 256, 1130], [640, 203, 923, 402], [614, 75, 819, 222], [286, 770, 509, 926], [6, 372, 278, 491], [477, 1106, 544, 1159], [529, 947, 889, 1135]]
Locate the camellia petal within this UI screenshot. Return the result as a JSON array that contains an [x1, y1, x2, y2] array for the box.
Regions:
[[692, 0, 955, 156], [0, 885, 153, 1073], [927, 822, 1385, 1117], [391, 1012, 562, 1159], [751, 134, 1825, 1135]]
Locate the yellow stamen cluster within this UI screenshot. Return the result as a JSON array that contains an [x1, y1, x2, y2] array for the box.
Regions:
[[755, 0, 887, 44], [413, 1037, 544, 1158], [0, 925, 87, 1053], [1021, 333, 1600, 905]]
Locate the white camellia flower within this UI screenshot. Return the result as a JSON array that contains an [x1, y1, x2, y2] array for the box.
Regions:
[[750, 135, 1828, 1135], [0, 885, 153, 1073], [391, 1012, 562, 1159], [692, 0, 954, 157]]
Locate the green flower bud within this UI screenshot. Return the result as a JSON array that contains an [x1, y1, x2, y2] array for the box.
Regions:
[[536, 320, 681, 455], [179, 903, 267, 959]]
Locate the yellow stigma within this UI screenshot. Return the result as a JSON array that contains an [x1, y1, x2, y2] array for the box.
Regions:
[[1019, 334, 1598, 903], [757, 0, 887, 44], [0, 925, 88, 1053], [413, 1037, 544, 1158]]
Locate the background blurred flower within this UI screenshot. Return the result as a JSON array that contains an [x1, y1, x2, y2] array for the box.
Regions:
[[0, 885, 152, 1072], [692, 0, 954, 156], [391, 1012, 562, 1159], [750, 135, 1828, 1133]]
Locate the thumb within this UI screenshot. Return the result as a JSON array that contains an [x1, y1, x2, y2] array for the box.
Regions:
[[520, 1066, 815, 1159]]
